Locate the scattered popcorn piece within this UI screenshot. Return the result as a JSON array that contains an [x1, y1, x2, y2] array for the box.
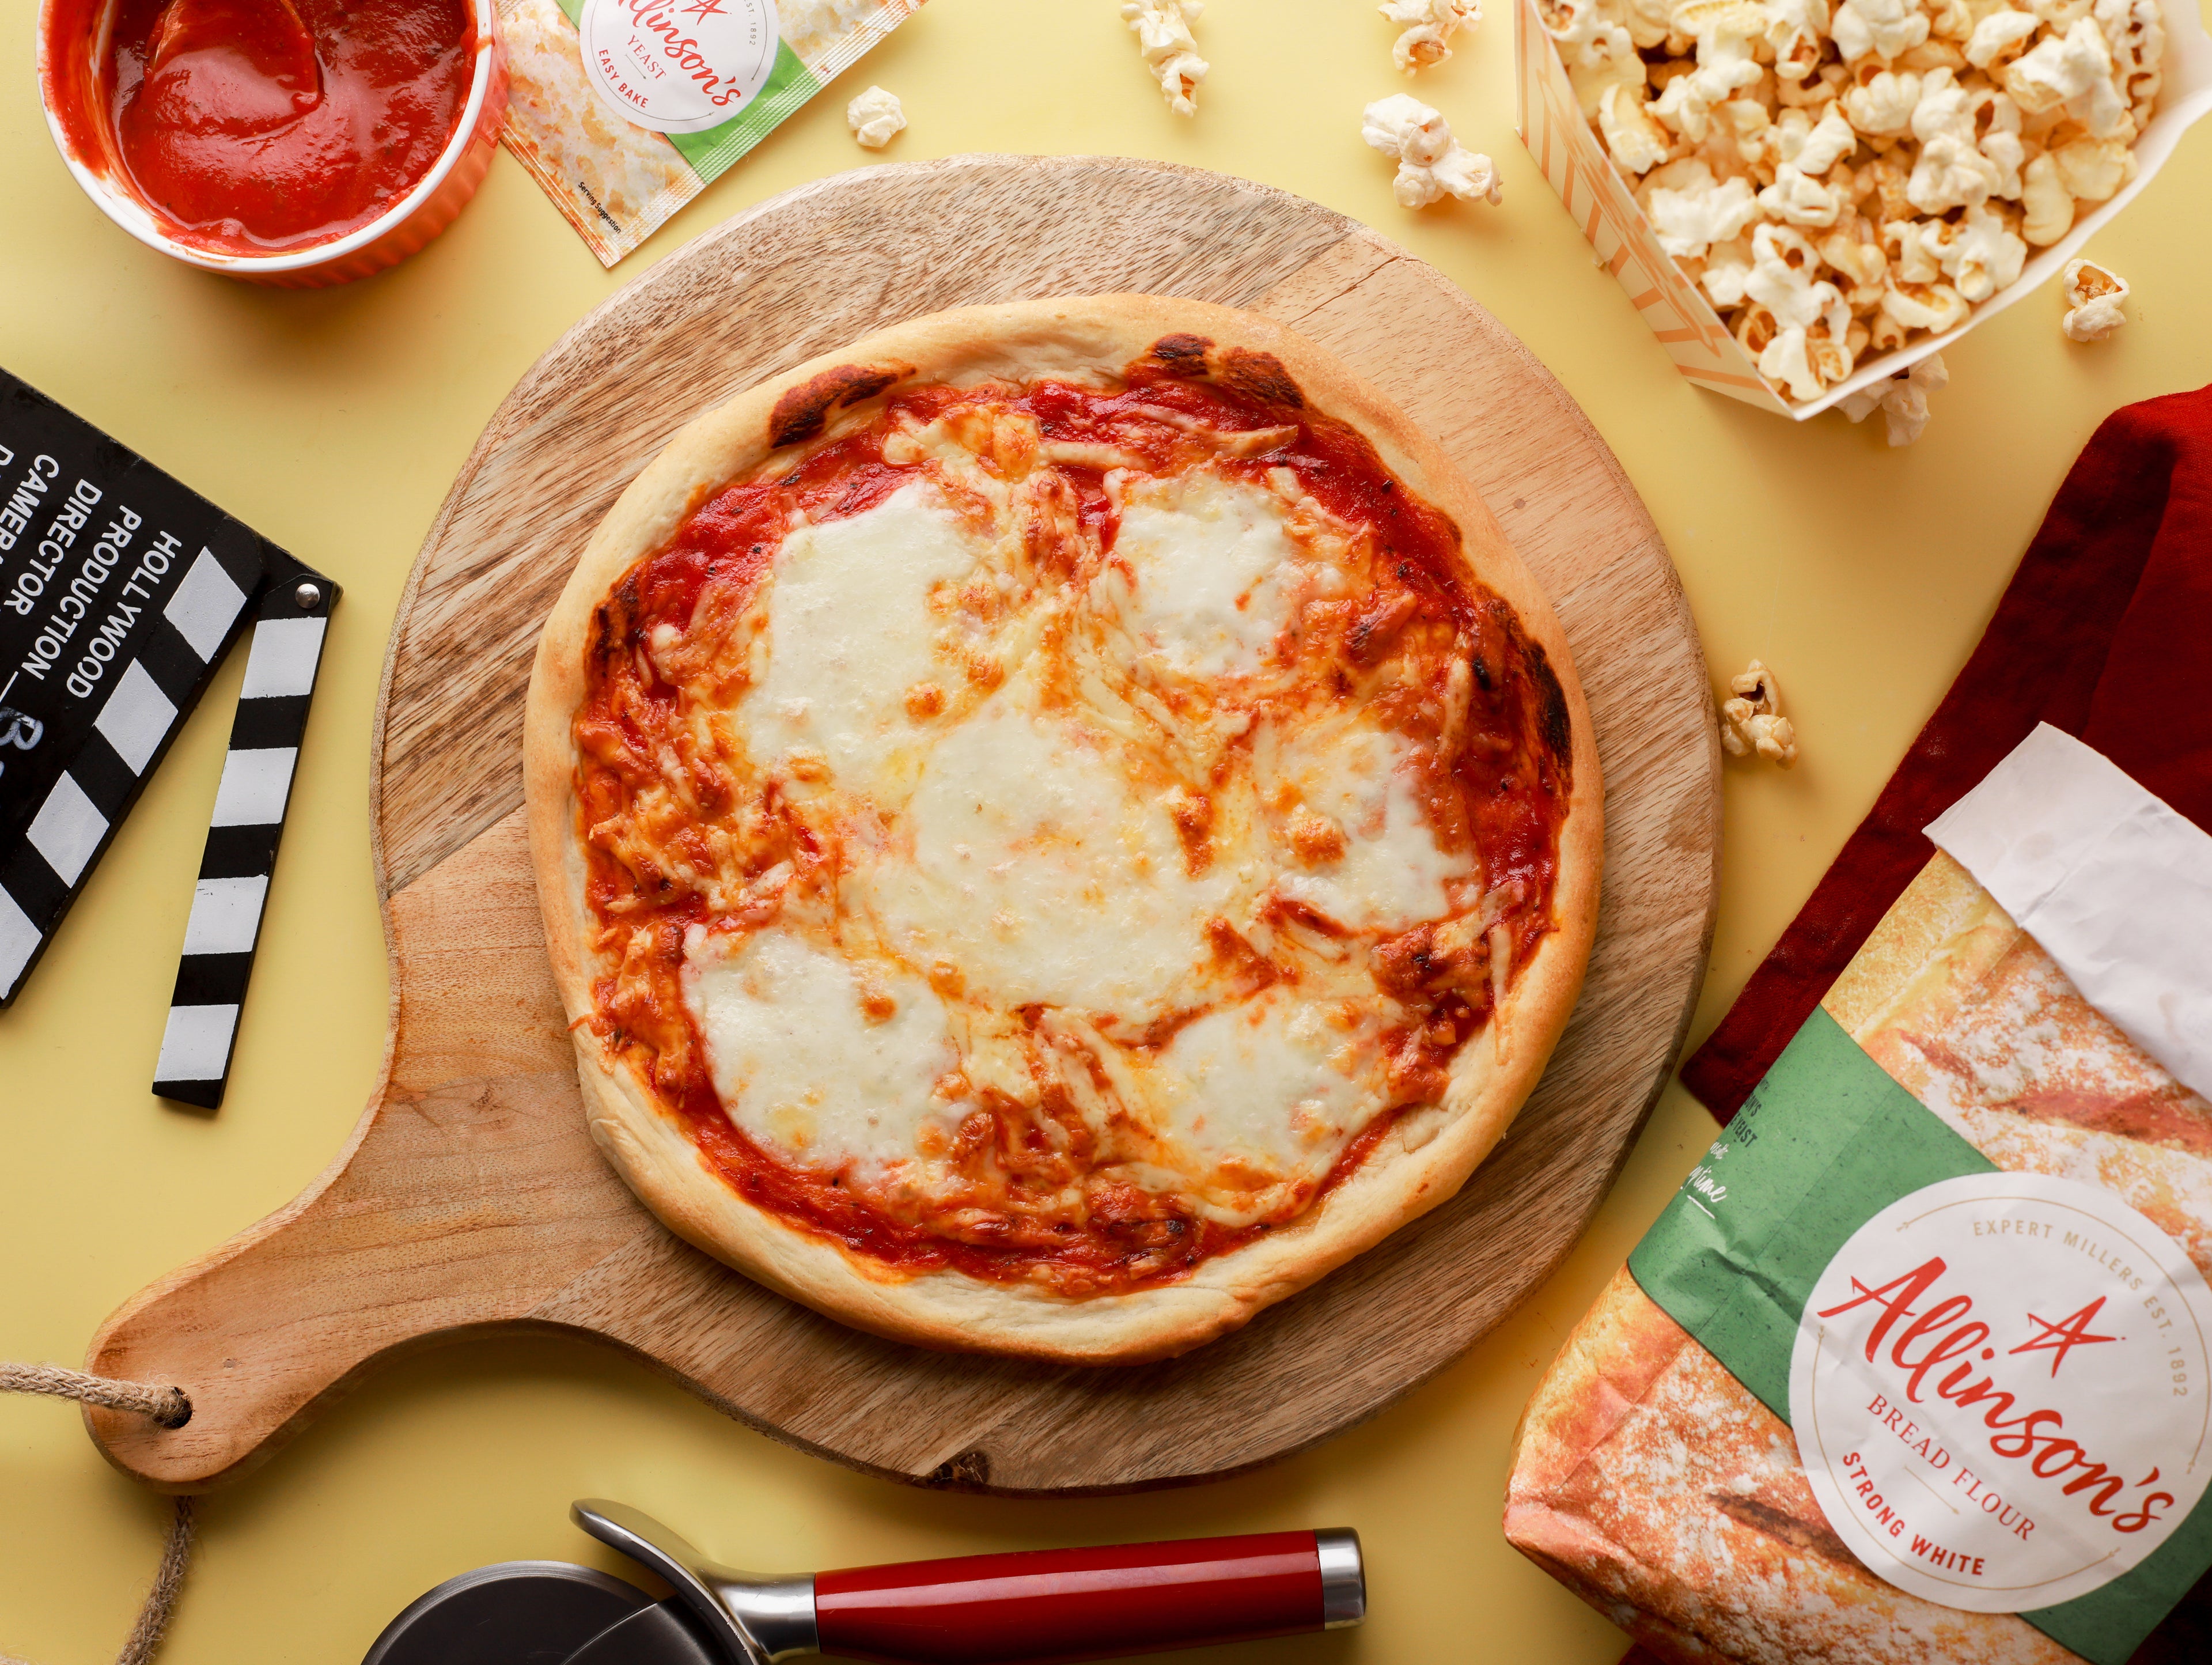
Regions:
[[1838, 351, 1949, 446], [1745, 222, 1855, 398], [845, 86, 906, 149], [1361, 94, 1503, 207], [2061, 259, 2130, 340], [1122, 0, 1208, 116], [1832, 0, 1930, 61], [1937, 202, 2027, 301], [1965, 6, 2041, 65], [1380, 0, 1479, 73], [1719, 660, 1798, 766], [1599, 81, 1672, 174], [1646, 159, 1759, 258], [1765, 0, 1832, 80]]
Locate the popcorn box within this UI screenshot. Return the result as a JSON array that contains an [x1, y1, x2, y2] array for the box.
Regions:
[[1513, 0, 2212, 418]]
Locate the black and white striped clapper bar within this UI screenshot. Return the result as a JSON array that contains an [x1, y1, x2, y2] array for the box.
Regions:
[[0, 368, 338, 1108], [150, 577, 335, 1105]]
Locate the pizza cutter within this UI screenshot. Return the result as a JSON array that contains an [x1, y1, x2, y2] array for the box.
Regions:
[[363, 1500, 1365, 1665]]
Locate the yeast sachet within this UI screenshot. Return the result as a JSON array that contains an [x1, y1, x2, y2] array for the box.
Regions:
[[497, 0, 926, 266]]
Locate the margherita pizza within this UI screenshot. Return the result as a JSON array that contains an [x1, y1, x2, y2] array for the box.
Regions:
[[525, 296, 1602, 1363]]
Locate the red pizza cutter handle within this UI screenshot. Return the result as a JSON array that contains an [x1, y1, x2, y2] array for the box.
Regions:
[[812, 1528, 1365, 1665]]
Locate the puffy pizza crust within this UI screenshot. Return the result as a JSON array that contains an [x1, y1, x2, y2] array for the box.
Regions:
[[524, 295, 1604, 1364]]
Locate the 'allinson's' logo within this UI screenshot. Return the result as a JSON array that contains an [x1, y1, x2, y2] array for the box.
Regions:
[[2012, 1297, 2120, 1375], [578, 0, 781, 135], [1790, 1172, 2212, 1614]]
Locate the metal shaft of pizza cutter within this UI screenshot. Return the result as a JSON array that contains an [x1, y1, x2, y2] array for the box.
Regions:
[[573, 1500, 1365, 1665]]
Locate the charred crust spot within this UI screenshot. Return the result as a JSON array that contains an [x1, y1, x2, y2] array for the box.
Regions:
[[768, 361, 914, 448], [1219, 348, 1305, 409], [1372, 917, 1490, 1001], [1527, 642, 1574, 767], [1346, 590, 1421, 667], [1146, 332, 1213, 376]]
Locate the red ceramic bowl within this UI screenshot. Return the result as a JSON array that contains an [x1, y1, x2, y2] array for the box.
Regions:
[[37, 0, 507, 288]]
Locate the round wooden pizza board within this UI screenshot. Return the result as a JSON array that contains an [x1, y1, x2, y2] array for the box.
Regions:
[[84, 155, 1720, 1495]]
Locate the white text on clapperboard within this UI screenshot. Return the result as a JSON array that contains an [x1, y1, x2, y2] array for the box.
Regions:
[[1, 445, 190, 702]]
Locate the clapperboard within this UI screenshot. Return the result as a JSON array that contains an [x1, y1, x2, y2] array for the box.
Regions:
[[0, 369, 338, 1107]]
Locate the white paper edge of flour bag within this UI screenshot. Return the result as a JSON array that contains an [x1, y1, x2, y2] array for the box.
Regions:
[[1925, 721, 2212, 1101]]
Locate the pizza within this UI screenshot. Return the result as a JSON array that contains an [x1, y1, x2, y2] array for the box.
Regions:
[[524, 296, 1602, 1363]]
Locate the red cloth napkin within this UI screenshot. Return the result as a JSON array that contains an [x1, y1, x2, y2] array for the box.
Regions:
[[1680, 383, 2212, 1124]]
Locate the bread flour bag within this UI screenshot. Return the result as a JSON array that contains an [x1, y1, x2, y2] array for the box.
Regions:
[[1508, 724, 2212, 1664]]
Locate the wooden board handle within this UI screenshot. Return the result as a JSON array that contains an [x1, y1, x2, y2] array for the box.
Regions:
[[84, 813, 653, 1489]]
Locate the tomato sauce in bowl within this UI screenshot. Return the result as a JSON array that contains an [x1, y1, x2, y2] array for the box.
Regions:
[[40, 0, 502, 281], [104, 0, 475, 253]]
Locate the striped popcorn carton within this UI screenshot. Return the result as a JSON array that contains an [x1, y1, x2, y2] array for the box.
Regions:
[[1512, 0, 2212, 418]]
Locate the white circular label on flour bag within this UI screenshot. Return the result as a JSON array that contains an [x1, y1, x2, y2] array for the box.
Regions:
[[578, 0, 781, 135], [1791, 1171, 2212, 1613]]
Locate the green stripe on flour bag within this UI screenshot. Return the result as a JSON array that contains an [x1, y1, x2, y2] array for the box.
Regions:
[[1628, 1005, 1993, 1418]]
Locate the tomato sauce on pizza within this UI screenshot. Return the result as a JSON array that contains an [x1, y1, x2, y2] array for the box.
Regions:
[[569, 353, 1572, 1296]]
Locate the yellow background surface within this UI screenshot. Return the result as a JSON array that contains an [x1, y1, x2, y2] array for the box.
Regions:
[[3, 2, 2209, 1661]]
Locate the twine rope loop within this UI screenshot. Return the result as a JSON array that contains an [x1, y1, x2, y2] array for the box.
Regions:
[[1, 1363, 196, 1665], [0, 1366, 191, 1428]]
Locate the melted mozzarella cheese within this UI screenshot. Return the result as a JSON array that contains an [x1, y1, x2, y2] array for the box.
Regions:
[[1145, 987, 1389, 1185], [860, 684, 1237, 1016], [1263, 721, 1469, 930], [1099, 472, 1301, 677], [668, 432, 1484, 1224], [684, 924, 964, 1176], [743, 483, 988, 797]]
